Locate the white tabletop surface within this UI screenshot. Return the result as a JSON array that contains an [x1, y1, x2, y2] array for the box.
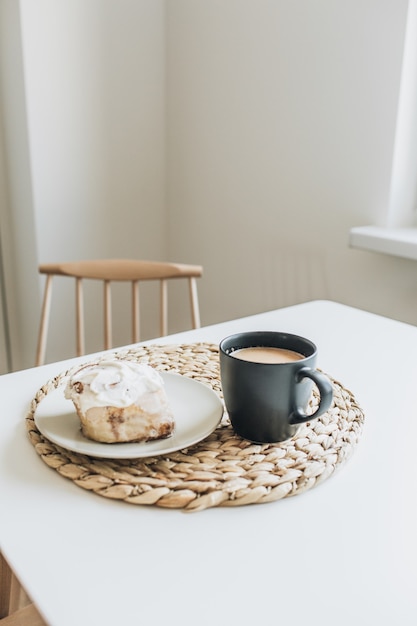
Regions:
[[1, 300, 416, 626]]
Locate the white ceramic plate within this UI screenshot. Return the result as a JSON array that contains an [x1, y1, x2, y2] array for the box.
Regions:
[[34, 372, 223, 459]]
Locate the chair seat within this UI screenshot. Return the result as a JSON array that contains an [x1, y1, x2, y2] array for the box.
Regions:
[[38, 259, 203, 281]]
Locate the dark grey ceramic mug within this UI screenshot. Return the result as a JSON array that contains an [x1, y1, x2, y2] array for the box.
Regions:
[[219, 331, 333, 443]]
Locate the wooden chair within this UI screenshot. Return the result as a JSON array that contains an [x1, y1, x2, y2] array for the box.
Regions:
[[0, 552, 46, 625], [35, 259, 203, 366]]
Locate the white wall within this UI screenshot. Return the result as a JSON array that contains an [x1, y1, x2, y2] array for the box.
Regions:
[[11, 0, 166, 366], [167, 0, 416, 327], [1, 1, 416, 370]]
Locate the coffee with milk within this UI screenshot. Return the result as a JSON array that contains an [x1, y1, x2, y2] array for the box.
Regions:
[[231, 346, 304, 364]]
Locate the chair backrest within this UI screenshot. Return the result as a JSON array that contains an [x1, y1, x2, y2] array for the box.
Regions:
[[35, 259, 203, 366]]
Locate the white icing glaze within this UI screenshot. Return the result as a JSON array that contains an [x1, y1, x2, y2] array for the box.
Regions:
[[64, 360, 165, 412]]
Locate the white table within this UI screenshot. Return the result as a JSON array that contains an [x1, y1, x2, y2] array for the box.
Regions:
[[1, 300, 416, 626]]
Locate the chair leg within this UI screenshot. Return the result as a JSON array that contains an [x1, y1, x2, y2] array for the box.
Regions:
[[103, 280, 112, 350], [160, 279, 168, 336], [75, 278, 85, 356], [35, 275, 53, 366], [189, 277, 201, 329], [131, 281, 140, 343]]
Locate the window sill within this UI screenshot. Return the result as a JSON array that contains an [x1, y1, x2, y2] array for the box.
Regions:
[[349, 225, 417, 261]]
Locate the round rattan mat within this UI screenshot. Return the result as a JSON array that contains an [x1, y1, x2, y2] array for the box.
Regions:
[[26, 343, 365, 512]]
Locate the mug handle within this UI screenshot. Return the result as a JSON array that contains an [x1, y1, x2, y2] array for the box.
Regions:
[[290, 367, 333, 425]]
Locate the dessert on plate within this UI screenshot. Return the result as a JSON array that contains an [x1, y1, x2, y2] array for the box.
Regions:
[[64, 359, 174, 443]]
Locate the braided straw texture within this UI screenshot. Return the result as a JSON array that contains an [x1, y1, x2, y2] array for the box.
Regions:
[[26, 343, 364, 512]]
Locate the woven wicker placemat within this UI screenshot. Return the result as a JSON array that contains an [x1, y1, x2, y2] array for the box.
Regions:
[[26, 343, 364, 512]]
